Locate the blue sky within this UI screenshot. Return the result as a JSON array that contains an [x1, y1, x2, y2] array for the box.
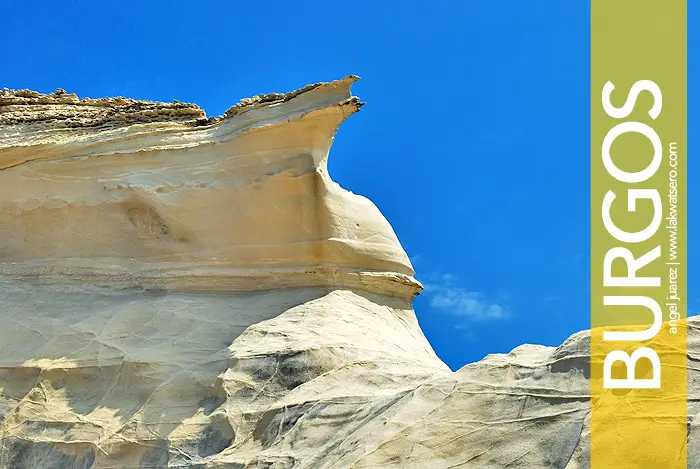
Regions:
[[2, 2, 695, 370]]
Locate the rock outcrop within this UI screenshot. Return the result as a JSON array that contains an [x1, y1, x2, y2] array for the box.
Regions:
[[0, 77, 689, 468]]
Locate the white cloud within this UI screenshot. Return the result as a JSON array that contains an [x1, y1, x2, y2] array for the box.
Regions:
[[422, 274, 511, 321], [409, 253, 423, 267]]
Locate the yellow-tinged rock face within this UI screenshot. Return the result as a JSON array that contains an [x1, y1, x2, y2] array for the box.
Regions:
[[0, 76, 419, 297], [0, 78, 444, 469]]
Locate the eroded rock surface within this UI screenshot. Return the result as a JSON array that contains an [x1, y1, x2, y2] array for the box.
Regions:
[[0, 77, 689, 468]]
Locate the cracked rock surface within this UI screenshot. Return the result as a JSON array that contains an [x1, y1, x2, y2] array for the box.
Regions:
[[0, 76, 691, 468]]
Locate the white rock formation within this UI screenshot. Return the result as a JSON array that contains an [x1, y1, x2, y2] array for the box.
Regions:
[[0, 77, 416, 297], [0, 77, 690, 468]]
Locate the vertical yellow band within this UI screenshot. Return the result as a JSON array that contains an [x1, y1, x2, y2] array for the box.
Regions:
[[591, 2, 687, 468]]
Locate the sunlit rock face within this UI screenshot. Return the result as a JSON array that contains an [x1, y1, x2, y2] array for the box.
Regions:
[[0, 77, 416, 297], [0, 77, 662, 468]]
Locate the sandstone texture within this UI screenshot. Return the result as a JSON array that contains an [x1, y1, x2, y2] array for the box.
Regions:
[[0, 77, 691, 468]]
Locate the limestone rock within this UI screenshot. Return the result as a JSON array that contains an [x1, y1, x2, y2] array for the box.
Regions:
[[0, 76, 416, 298], [0, 77, 686, 468]]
